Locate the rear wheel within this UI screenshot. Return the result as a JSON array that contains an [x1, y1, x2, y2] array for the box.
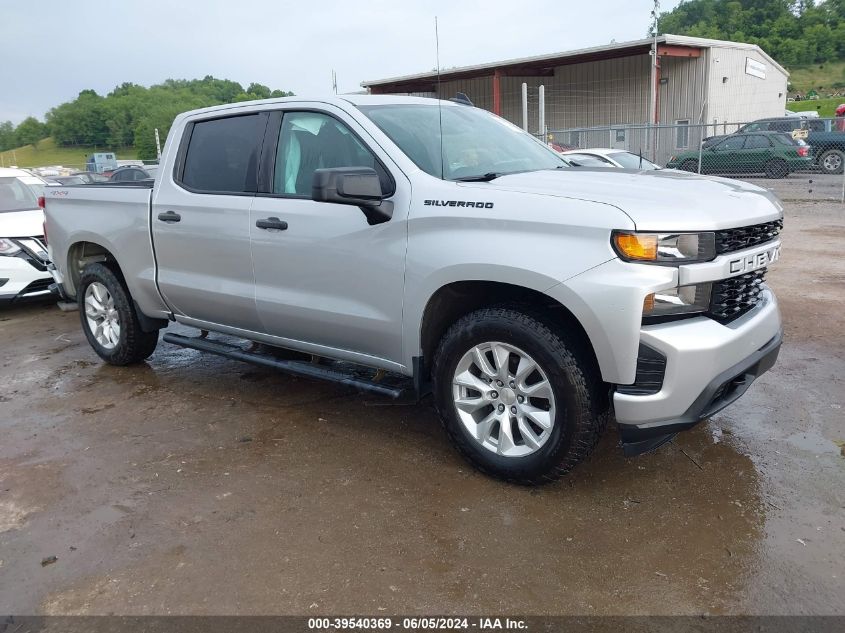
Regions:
[[432, 306, 607, 485], [764, 159, 789, 179], [680, 159, 699, 173], [78, 262, 159, 365], [818, 149, 844, 175]]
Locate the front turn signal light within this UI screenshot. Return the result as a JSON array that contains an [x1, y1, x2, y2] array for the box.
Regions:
[[614, 233, 658, 261]]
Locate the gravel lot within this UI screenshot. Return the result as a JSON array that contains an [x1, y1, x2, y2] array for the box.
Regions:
[[1, 200, 843, 615], [742, 172, 844, 202]]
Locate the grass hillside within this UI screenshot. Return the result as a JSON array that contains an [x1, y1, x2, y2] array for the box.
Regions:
[[0, 137, 136, 170], [787, 60, 845, 94], [786, 97, 843, 117]]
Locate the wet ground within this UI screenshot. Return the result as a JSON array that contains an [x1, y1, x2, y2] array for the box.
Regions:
[[1, 201, 843, 615]]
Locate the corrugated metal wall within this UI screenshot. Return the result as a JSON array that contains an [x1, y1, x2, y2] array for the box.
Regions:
[[704, 46, 788, 124], [433, 54, 654, 133], [658, 55, 708, 125], [404, 46, 783, 138]]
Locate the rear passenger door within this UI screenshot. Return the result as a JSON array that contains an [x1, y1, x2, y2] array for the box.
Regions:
[[741, 134, 774, 172], [152, 112, 267, 331]]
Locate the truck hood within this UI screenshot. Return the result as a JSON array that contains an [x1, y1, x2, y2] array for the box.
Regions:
[[0, 209, 44, 238], [472, 168, 783, 231]]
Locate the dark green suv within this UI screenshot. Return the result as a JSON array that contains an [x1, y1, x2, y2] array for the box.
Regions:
[[667, 132, 812, 178]]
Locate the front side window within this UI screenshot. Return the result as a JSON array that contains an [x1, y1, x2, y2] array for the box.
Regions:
[[0, 177, 39, 213], [181, 114, 262, 193], [771, 121, 797, 132], [272, 112, 388, 196], [359, 103, 565, 180], [715, 137, 746, 151]]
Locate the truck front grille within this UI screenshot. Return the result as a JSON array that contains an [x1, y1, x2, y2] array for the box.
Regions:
[[715, 220, 782, 255], [708, 269, 767, 323]]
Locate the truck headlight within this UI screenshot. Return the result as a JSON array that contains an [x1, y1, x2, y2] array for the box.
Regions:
[[644, 283, 712, 318], [612, 231, 716, 264], [0, 239, 21, 256]]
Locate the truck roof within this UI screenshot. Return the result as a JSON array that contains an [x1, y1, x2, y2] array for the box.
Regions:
[[175, 94, 459, 120]]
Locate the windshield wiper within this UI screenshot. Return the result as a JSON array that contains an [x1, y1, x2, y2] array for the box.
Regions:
[[455, 172, 501, 182]]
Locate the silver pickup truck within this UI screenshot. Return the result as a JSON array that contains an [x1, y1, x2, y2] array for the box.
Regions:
[[45, 95, 783, 484]]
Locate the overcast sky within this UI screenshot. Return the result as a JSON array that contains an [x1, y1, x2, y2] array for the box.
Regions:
[[0, 0, 683, 124]]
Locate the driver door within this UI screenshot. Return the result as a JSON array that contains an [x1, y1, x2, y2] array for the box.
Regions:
[[248, 107, 410, 368]]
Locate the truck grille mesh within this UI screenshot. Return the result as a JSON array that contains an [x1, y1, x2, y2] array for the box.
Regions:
[[708, 269, 767, 323], [715, 220, 782, 255]]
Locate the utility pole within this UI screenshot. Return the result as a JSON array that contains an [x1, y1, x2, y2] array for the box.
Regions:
[[649, 0, 661, 158]]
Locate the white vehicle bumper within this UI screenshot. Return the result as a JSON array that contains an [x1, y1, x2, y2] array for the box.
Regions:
[[613, 286, 782, 454], [0, 250, 54, 302]]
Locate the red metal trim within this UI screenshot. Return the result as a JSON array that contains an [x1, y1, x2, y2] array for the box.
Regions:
[[657, 44, 702, 58], [493, 69, 502, 116]]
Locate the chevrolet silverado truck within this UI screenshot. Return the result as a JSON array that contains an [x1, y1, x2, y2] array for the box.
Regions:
[[44, 96, 783, 484]]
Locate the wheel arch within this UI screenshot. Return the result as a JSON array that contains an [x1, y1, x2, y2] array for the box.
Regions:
[[65, 239, 125, 299], [417, 280, 604, 390]]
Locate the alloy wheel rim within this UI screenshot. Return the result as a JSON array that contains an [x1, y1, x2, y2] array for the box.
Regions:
[[823, 153, 842, 171], [452, 341, 556, 457], [84, 282, 121, 350]]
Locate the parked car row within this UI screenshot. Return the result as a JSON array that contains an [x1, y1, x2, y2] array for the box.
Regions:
[[0, 168, 52, 303], [1, 163, 161, 305], [668, 131, 813, 178], [703, 115, 845, 175]]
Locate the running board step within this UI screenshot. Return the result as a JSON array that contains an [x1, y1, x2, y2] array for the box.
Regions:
[[162, 333, 407, 399]]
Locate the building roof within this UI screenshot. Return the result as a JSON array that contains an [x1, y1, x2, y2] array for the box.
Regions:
[[361, 34, 788, 90]]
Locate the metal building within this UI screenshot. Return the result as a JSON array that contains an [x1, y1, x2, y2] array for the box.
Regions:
[[361, 34, 788, 136]]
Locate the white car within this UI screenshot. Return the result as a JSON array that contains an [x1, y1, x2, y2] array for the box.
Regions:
[[0, 168, 53, 303], [563, 148, 660, 170]]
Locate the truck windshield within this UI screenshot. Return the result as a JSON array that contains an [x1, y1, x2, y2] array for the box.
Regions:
[[0, 177, 39, 213], [358, 103, 567, 181]]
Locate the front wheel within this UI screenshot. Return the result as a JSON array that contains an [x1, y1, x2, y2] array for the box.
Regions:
[[764, 159, 789, 179], [818, 150, 844, 175], [78, 262, 159, 365], [432, 306, 607, 485]]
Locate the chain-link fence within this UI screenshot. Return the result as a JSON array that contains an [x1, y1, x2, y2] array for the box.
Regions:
[[547, 118, 845, 203]]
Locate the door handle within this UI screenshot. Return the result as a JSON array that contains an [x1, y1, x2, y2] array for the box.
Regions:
[[158, 211, 181, 223], [256, 217, 288, 231]]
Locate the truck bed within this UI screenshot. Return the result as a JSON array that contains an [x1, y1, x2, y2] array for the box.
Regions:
[[44, 183, 168, 318]]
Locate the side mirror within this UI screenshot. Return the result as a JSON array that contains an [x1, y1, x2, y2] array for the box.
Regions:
[[312, 167, 393, 224]]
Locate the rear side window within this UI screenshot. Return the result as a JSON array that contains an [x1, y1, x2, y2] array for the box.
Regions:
[[180, 114, 262, 193], [745, 135, 772, 149]]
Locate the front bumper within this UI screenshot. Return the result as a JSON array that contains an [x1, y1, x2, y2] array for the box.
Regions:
[[614, 287, 782, 455], [0, 255, 54, 302]]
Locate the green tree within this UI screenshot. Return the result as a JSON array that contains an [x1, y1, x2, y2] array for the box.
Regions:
[[656, 0, 845, 67], [14, 116, 49, 147], [0, 121, 16, 152]]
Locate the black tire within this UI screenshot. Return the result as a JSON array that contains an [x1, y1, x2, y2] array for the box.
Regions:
[[432, 306, 608, 485], [764, 159, 788, 179], [680, 159, 699, 173], [818, 149, 844, 175], [77, 262, 159, 365]]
